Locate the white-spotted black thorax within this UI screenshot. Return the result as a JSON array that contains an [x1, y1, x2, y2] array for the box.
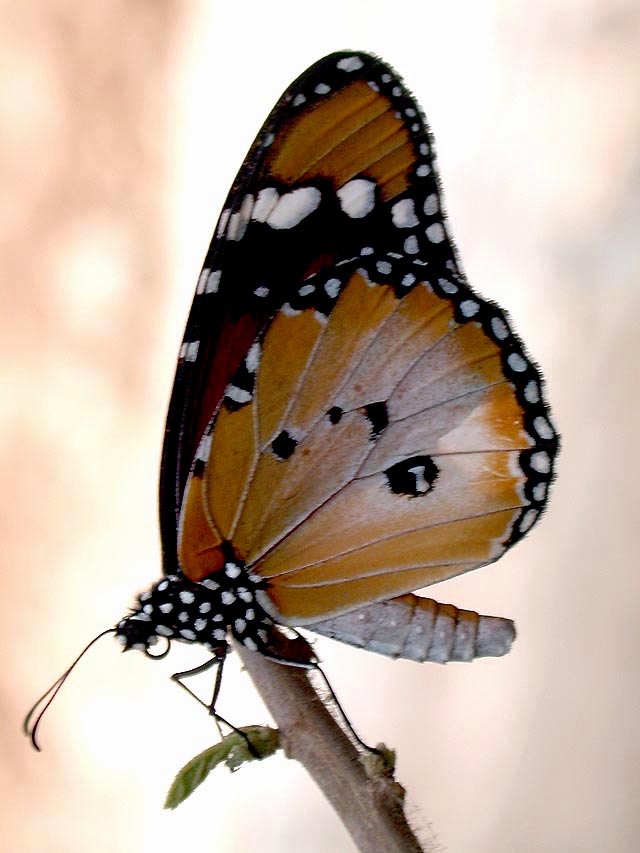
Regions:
[[115, 561, 273, 656]]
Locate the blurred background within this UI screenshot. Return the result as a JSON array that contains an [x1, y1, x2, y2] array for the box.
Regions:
[[3, 1, 639, 851]]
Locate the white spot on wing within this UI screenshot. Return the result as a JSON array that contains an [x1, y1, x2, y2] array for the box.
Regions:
[[226, 385, 252, 404], [439, 278, 458, 294], [195, 433, 212, 463], [266, 187, 321, 229], [408, 465, 429, 493], [205, 270, 220, 293], [337, 179, 376, 219], [404, 235, 419, 254], [508, 353, 528, 373], [491, 316, 509, 340], [180, 341, 200, 362], [324, 278, 341, 298], [533, 416, 554, 440], [423, 194, 438, 215], [252, 187, 280, 222], [391, 199, 419, 228], [532, 482, 547, 502], [245, 342, 260, 373], [226, 212, 245, 241], [196, 269, 209, 295], [519, 508, 538, 532], [337, 56, 363, 72], [530, 451, 551, 474], [524, 380, 540, 404], [460, 300, 479, 318], [426, 222, 445, 243], [217, 209, 230, 237]]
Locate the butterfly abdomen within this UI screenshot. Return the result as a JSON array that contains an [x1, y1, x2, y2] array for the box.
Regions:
[[310, 593, 515, 663]]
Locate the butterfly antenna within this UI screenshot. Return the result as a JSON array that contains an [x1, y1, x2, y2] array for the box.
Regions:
[[24, 628, 116, 751]]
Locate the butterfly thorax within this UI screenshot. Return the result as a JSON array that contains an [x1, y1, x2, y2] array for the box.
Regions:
[[115, 562, 273, 656]]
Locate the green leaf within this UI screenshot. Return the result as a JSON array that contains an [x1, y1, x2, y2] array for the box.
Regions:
[[164, 726, 280, 809]]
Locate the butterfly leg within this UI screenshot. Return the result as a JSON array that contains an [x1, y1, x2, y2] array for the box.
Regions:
[[170, 654, 258, 755], [259, 641, 378, 756]]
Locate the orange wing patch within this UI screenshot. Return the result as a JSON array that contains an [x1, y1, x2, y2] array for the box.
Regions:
[[285, 271, 398, 437], [261, 564, 481, 625], [253, 450, 524, 586], [178, 468, 225, 582], [233, 410, 372, 562], [205, 402, 258, 539], [256, 309, 324, 447], [266, 82, 412, 199]]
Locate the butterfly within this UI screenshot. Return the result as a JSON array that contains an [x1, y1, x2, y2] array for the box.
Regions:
[[27, 51, 558, 747]]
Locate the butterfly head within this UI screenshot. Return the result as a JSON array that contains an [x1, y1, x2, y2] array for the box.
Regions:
[[115, 566, 273, 657]]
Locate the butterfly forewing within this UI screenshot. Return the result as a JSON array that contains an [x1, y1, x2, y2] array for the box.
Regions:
[[168, 51, 558, 635], [160, 52, 458, 571]]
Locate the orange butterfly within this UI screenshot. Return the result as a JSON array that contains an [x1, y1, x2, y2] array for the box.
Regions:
[[27, 52, 558, 747]]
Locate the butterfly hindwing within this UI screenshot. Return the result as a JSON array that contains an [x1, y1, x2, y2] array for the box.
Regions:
[[178, 255, 557, 625], [166, 51, 558, 633]]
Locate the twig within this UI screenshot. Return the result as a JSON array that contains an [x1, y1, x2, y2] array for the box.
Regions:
[[235, 631, 431, 853]]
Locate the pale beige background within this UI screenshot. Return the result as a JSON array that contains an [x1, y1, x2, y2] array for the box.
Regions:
[[4, 2, 639, 851]]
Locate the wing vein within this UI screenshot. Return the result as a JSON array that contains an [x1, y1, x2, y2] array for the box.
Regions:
[[260, 504, 520, 580]]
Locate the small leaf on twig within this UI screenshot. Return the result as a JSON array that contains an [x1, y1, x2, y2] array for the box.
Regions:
[[164, 725, 280, 809]]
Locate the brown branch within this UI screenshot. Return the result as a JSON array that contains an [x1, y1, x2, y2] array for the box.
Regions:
[[235, 632, 432, 853]]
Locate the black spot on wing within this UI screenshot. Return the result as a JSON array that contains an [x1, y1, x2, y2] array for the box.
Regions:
[[327, 406, 343, 424], [271, 430, 297, 460], [364, 401, 389, 438], [385, 455, 439, 497]]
